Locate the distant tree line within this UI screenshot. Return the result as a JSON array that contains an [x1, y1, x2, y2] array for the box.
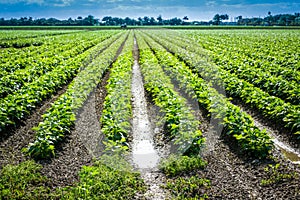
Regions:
[[0, 15, 99, 26], [236, 12, 300, 26], [0, 15, 191, 26], [1, 12, 300, 26]]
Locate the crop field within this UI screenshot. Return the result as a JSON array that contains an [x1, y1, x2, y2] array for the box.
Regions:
[[0, 29, 299, 199]]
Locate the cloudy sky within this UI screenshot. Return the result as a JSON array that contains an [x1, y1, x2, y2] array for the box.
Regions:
[[0, 0, 299, 21]]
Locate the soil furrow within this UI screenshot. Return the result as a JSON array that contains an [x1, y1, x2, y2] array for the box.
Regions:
[[131, 37, 169, 199]]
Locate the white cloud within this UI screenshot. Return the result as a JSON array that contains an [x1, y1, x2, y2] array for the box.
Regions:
[[205, 0, 217, 7], [107, 0, 123, 2], [53, 0, 73, 7]]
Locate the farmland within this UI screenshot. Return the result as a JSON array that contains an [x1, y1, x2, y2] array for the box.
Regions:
[[0, 29, 299, 199]]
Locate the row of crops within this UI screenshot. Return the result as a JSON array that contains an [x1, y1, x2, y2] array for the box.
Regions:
[[144, 30, 299, 137], [0, 30, 122, 132], [0, 29, 299, 199]]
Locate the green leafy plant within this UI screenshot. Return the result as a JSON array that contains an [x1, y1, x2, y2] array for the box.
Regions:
[[164, 175, 210, 199], [0, 160, 51, 199], [141, 31, 273, 158], [159, 155, 207, 177], [25, 32, 128, 159], [101, 32, 134, 152], [260, 163, 298, 186], [136, 33, 205, 157], [58, 155, 146, 199], [0, 31, 122, 133]]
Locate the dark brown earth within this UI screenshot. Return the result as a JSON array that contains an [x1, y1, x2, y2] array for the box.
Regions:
[[200, 140, 300, 199]]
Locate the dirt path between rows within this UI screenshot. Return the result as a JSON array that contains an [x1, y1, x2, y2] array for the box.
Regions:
[[131, 37, 170, 199]]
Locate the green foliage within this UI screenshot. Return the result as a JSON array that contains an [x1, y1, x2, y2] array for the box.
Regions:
[[58, 155, 146, 199], [0, 160, 51, 199], [0, 31, 121, 132], [0, 32, 113, 99], [136, 33, 205, 156], [159, 155, 207, 177], [25, 32, 128, 159], [100, 33, 134, 151], [164, 175, 210, 199], [167, 30, 300, 135], [141, 31, 273, 158], [260, 163, 298, 186]]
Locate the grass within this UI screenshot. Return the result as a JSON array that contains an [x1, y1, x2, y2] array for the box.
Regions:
[[164, 175, 210, 199], [159, 155, 210, 199], [260, 163, 298, 186], [159, 155, 207, 177], [0, 155, 146, 199], [0, 160, 51, 199], [58, 155, 146, 199]]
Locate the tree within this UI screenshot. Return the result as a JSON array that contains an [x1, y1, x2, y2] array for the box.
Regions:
[[157, 15, 163, 25], [84, 15, 97, 25], [170, 17, 182, 25], [236, 15, 243, 25], [143, 16, 150, 25], [265, 11, 273, 26], [213, 14, 221, 25], [213, 14, 228, 25], [182, 16, 189, 25], [102, 16, 112, 25], [138, 17, 143, 25], [149, 17, 156, 25]]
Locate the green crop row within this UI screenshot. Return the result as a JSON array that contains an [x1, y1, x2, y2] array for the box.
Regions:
[[100, 32, 134, 152], [0, 29, 73, 48], [0, 37, 43, 48], [0, 30, 80, 40], [0, 32, 122, 133], [162, 31, 299, 105], [136, 33, 205, 156], [183, 30, 300, 73], [179, 32, 299, 105], [0, 31, 115, 73], [181, 31, 300, 104], [141, 32, 274, 158], [0, 32, 116, 98], [25, 32, 128, 159], [0, 31, 116, 74], [146, 31, 300, 137]]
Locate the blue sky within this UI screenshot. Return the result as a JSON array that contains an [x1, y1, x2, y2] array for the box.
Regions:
[[0, 0, 299, 21]]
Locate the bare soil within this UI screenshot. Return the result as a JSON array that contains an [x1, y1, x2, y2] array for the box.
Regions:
[[200, 140, 300, 199]]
